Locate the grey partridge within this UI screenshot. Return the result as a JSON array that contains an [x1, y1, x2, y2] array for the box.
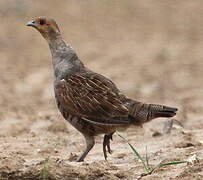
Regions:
[[27, 17, 178, 162]]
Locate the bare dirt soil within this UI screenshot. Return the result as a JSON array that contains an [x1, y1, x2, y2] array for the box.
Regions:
[[0, 1, 202, 179]]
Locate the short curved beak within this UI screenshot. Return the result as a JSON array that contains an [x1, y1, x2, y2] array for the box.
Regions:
[[26, 20, 35, 27]]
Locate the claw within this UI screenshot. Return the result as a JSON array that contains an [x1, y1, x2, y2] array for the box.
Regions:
[[103, 132, 114, 160], [107, 142, 112, 154]]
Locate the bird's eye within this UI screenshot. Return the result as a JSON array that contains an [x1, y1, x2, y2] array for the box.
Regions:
[[39, 19, 46, 25]]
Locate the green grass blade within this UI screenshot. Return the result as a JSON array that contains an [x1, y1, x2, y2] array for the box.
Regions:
[[149, 160, 188, 174], [117, 133, 150, 173], [117, 132, 188, 176], [145, 146, 150, 169], [159, 161, 188, 167], [40, 156, 50, 180]]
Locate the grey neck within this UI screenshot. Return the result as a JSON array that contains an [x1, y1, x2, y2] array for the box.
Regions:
[[46, 34, 84, 80], [48, 35, 70, 55], [48, 35, 75, 67]]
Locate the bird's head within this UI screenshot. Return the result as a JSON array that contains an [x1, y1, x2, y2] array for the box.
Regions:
[[27, 17, 60, 41]]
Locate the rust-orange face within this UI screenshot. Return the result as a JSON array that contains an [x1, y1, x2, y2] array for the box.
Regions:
[[27, 17, 60, 40]]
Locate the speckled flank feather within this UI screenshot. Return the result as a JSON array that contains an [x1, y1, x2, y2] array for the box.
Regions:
[[27, 16, 178, 162]]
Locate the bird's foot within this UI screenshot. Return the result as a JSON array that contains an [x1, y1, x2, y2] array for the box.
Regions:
[[68, 153, 79, 162], [103, 132, 114, 160]]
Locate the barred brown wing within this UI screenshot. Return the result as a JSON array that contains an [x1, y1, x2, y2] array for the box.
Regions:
[[54, 74, 131, 125]]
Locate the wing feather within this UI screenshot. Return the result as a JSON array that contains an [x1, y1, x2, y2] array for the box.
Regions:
[[54, 73, 131, 125]]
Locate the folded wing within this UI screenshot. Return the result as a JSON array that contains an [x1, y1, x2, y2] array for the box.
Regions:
[[54, 73, 132, 125]]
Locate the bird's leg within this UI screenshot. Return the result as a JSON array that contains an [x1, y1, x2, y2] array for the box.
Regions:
[[76, 135, 95, 162], [103, 132, 114, 160]]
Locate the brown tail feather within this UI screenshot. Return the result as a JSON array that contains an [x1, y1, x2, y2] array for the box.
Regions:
[[128, 100, 178, 124], [148, 104, 178, 118]]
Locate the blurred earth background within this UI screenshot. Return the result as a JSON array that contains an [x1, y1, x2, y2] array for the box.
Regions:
[[0, 0, 202, 179]]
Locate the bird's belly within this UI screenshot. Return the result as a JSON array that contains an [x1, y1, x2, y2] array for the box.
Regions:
[[60, 109, 118, 135], [56, 97, 130, 136], [56, 99, 125, 136]]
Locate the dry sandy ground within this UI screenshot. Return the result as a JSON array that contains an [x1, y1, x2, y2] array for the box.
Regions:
[[0, 1, 202, 179]]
